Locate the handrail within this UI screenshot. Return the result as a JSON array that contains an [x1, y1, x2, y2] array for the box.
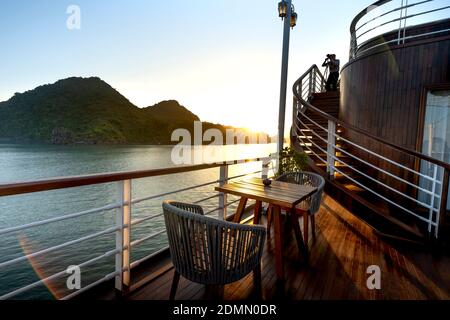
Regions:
[[350, 0, 393, 35], [292, 65, 450, 170], [356, 8, 450, 41], [0, 157, 269, 197], [354, 0, 433, 33], [349, 0, 450, 58]]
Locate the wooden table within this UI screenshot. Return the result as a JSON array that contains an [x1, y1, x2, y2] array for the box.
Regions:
[[215, 177, 317, 282]]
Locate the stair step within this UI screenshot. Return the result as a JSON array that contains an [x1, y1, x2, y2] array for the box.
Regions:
[[303, 116, 339, 121], [312, 92, 340, 99], [325, 176, 425, 240], [309, 101, 340, 106], [317, 163, 355, 173], [304, 112, 339, 116], [308, 100, 340, 104], [341, 182, 366, 193]]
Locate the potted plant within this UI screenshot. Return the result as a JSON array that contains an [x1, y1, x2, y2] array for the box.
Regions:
[[276, 146, 308, 177]]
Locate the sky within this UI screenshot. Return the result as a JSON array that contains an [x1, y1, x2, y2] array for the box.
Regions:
[[0, 0, 446, 135]]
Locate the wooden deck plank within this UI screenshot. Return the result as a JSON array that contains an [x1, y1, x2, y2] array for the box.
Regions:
[[318, 206, 352, 299], [124, 194, 450, 301]]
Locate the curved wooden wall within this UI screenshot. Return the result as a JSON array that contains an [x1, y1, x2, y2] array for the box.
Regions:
[[339, 21, 450, 205]]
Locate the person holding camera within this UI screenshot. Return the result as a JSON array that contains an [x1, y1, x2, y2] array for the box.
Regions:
[[322, 54, 340, 91]]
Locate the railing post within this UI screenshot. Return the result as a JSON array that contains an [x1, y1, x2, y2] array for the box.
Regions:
[[397, 0, 404, 45], [437, 169, 449, 239], [321, 68, 327, 92], [327, 120, 336, 179], [218, 165, 228, 220], [116, 179, 131, 293], [308, 73, 313, 97], [293, 96, 298, 135], [428, 164, 438, 234], [402, 0, 409, 44], [350, 33, 357, 59], [312, 68, 317, 93], [262, 157, 271, 180]]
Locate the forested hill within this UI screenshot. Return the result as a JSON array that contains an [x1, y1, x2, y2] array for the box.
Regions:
[[0, 77, 269, 145]]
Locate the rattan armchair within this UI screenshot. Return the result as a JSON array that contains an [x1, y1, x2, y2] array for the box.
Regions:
[[162, 201, 266, 300], [267, 172, 325, 247]]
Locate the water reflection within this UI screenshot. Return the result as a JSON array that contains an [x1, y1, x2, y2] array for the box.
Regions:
[[0, 143, 276, 299]]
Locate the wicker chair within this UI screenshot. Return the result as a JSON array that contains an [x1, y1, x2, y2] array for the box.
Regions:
[[162, 200, 266, 300], [267, 172, 325, 249]]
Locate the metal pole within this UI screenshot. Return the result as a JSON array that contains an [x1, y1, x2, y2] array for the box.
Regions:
[[277, 0, 292, 160], [428, 164, 438, 234], [402, 0, 409, 44], [115, 179, 131, 292], [397, 0, 404, 45], [437, 169, 449, 239]]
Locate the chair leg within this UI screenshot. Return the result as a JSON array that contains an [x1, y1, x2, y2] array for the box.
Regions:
[[253, 264, 262, 298], [291, 212, 306, 259], [206, 284, 224, 300], [169, 270, 180, 300], [303, 211, 309, 247], [311, 214, 316, 240], [216, 285, 224, 300]]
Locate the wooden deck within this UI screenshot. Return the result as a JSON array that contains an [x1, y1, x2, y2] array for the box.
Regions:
[[125, 194, 449, 300]]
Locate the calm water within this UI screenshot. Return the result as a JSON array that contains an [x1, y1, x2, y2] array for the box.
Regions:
[[0, 144, 276, 299]]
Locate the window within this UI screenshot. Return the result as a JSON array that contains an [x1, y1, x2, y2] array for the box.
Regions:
[[419, 89, 450, 211]]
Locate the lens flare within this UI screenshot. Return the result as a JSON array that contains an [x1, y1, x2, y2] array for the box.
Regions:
[[18, 233, 62, 300]]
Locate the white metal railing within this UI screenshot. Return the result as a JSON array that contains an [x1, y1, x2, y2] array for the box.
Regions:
[[292, 64, 450, 239], [350, 0, 450, 59], [0, 156, 275, 300]]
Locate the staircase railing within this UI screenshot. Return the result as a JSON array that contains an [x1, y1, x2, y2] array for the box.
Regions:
[[294, 65, 327, 109], [292, 64, 450, 240]]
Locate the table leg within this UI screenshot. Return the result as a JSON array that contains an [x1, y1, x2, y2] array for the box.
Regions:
[[232, 197, 248, 223], [267, 205, 273, 239], [253, 201, 262, 225], [273, 205, 284, 281]]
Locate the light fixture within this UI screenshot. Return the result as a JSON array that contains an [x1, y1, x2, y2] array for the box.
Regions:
[[278, 1, 287, 19], [290, 11, 298, 28]]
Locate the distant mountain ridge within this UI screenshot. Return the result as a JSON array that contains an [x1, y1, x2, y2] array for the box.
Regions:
[[0, 77, 268, 145]]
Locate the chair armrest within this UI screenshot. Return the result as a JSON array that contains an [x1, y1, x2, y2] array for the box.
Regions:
[[170, 202, 204, 215], [309, 184, 324, 215]]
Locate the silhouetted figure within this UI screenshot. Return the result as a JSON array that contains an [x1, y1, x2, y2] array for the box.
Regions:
[[322, 54, 340, 91]]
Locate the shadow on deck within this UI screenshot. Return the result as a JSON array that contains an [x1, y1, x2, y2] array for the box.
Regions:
[[83, 194, 450, 300]]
